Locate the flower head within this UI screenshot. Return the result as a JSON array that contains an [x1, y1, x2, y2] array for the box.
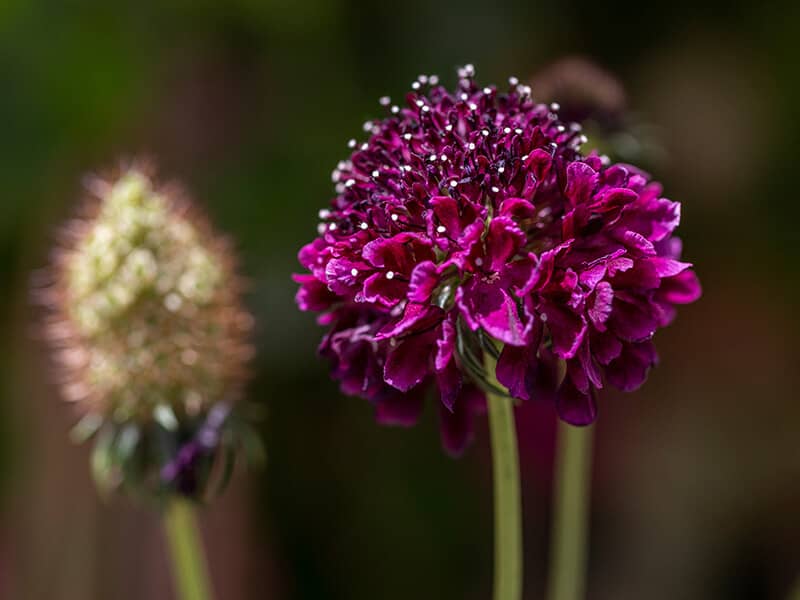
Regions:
[[40, 164, 256, 498], [295, 67, 700, 454]]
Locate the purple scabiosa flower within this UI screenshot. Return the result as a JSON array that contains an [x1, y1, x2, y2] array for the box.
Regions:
[[37, 163, 259, 499], [295, 66, 700, 454]]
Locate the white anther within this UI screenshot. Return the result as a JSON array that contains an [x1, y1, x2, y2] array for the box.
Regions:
[[468, 142, 476, 150], [508, 76, 519, 86], [372, 170, 380, 178], [483, 87, 492, 95], [475, 257, 483, 267], [550, 102, 560, 111], [498, 166, 505, 174], [415, 99, 424, 107], [391, 105, 400, 114], [391, 213, 399, 222], [445, 124, 453, 131], [503, 127, 511, 134], [437, 225, 447, 233], [318, 208, 331, 219], [449, 180, 458, 188], [360, 222, 368, 230], [491, 186, 500, 193], [403, 133, 412, 140], [468, 102, 478, 110], [329, 223, 337, 231], [515, 128, 523, 134], [345, 179, 356, 187], [429, 154, 437, 161], [481, 129, 489, 137], [350, 268, 359, 277], [379, 96, 391, 106], [348, 139, 357, 148], [440, 154, 447, 162], [385, 271, 395, 280]]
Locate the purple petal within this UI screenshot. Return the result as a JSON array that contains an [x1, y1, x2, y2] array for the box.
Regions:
[[555, 378, 597, 425], [384, 334, 434, 391], [565, 161, 599, 206], [606, 340, 658, 392]]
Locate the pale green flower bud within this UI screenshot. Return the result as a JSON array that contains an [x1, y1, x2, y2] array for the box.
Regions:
[[40, 164, 258, 499]]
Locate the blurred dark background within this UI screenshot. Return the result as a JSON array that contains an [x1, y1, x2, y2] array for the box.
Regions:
[[1, 1, 799, 598]]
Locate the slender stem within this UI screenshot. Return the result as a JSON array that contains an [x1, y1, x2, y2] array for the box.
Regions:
[[484, 354, 523, 600], [163, 500, 214, 600], [547, 421, 594, 600]]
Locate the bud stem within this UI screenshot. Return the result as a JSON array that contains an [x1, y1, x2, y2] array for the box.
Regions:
[[547, 421, 594, 600], [484, 354, 523, 600], [163, 500, 214, 600]]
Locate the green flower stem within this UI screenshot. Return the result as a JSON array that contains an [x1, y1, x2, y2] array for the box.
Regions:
[[163, 500, 214, 600], [484, 354, 523, 600], [547, 421, 594, 600]]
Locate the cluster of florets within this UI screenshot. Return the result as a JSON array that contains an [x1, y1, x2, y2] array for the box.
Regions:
[[295, 66, 700, 454], [42, 165, 255, 498]]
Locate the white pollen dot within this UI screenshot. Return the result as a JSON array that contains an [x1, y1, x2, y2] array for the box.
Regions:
[[412, 81, 421, 90], [415, 100, 424, 107], [345, 179, 356, 187], [348, 139, 357, 148], [449, 180, 458, 188], [429, 75, 439, 85], [437, 225, 447, 233], [475, 257, 484, 267], [165, 293, 182, 312], [498, 166, 505, 173], [403, 133, 412, 140], [418, 75, 428, 84], [460, 93, 469, 101], [491, 186, 500, 193], [363, 121, 372, 132], [372, 170, 380, 177], [379, 96, 391, 105], [522, 154, 529, 161], [422, 105, 430, 112], [318, 208, 331, 219], [391, 105, 400, 114], [503, 127, 511, 134], [391, 213, 399, 221], [468, 102, 478, 110], [579, 135, 588, 143], [509, 76, 519, 86], [445, 124, 453, 131], [481, 129, 489, 137], [440, 154, 447, 161], [550, 102, 560, 111], [557, 125, 566, 132], [329, 223, 337, 231], [515, 128, 523, 134], [483, 87, 492, 94], [468, 142, 476, 150], [385, 271, 395, 280], [317, 223, 326, 234], [360, 222, 368, 230], [540, 313, 548, 322], [429, 154, 437, 161], [350, 268, 359, 277]]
